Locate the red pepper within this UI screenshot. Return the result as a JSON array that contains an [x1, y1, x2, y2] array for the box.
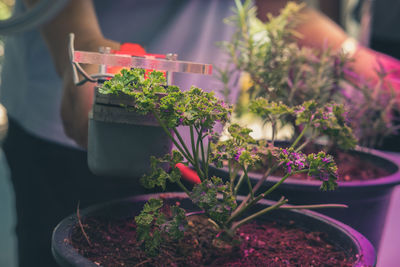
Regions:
[[175, 163, 201, 184]]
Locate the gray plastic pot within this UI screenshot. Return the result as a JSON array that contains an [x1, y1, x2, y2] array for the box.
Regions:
[[87, 88, 172, 178], [209, 146, 400, 251], [51, 192, 376, 267]]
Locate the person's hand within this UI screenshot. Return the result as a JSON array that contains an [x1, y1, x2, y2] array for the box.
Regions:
[[61, 65, 98, 148], [347, 45, 400, 97]]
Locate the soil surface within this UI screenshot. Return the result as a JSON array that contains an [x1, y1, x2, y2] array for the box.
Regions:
[[71, 214, 356, 267], [328, 150, 390, 181], [270, 147, 391, 182]]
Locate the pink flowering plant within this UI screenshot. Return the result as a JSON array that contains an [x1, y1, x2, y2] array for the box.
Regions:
[[100, 68, 355, 256]]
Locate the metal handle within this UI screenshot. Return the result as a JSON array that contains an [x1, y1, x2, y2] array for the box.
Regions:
[[68, 33, 212, 86]]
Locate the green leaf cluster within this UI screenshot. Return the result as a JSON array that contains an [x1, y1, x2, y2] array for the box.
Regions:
[[294, 101, 357, 150], [275, 147, 338, 191], [157, 86, 232, 129], [307, 152, 338, 191], [222, 0, 400, 148], [100, 68, 167, 95], [135, 198, 187, 256], [210, 123, 261, 169], [223, 1, 346, 111], [190, 176, 237, 226], [135, 198, 166, 257], [140, 151, 184, 190], [159, 206, 188, 240], [249, 98, 294, 125], [343, 72, 400, 147], [101, 55, 349, 255]]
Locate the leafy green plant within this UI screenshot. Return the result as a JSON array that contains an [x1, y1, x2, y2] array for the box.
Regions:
[[342, 67, 400, 147], [220, 0, 400, 148], [99, 68, 355, 256]]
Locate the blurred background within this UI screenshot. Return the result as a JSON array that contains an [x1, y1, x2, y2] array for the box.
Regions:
[[0, 0, 398, 266], [0, 1, 17, 266]]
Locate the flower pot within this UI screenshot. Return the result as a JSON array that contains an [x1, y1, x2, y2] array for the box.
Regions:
[[87, 88, 172, 178], [209, 146, 400, 251], [51, 192, 375, 267]]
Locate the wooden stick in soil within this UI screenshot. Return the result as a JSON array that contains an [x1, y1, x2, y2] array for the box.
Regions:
[[77, 201, 92, 247]]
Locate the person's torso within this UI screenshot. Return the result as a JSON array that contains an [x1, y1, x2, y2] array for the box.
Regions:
[[0, 0, 238, 148]]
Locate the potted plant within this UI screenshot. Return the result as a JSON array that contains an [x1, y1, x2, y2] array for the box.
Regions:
[[215, 0, 400, 249], [52, 69, 375, 266], [88, 69, 173, 178]]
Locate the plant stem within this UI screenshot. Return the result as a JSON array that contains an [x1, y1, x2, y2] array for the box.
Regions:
[[171, 127, 195, 165], [234, 163, 281, 218], [243, 167, 254, 200], [230, 197, 287, 232], [253, 164, 280, 193], [205, 140, 211, 179], [295, 131, 317, 152], [280, 203, 348, 209], [228, 169, 308, 224], [228, 160, 233, 194], [152, 112, 194, 165], [295, 138, 311, 152], [271, 119, 276, 146], [291, 123, 309, 149], [260, 169, 308, 199], [197, 127, 208, 178], [288, 67, 302, 105], [234, 172, 246, 195], [230, 166, 274, 221], [176, 180, 191, 196], [190, 125, 204, 179]]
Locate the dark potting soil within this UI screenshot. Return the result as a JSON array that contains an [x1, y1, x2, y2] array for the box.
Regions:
[[70, 215, 356, 267], [333, 150, 390, 181], [270, 147, 391, 182]]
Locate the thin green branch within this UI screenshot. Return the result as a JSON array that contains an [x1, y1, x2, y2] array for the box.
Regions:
[[205, 139, 211, 179], [228, 169, 308, 224], [190, 125, 204, 179], [234, 172, 246, 195], [228, 160, 233, 194], [280, 203, 348, 209], [260, 169, 308, 199], [291, 123, 309, 149], [234, 164, 281, 218], [152, 112, 194, 164], [271, 119, 276, 145], [171, 127, 195, 165], [230, 197, 287, 232], [176, 179, 191, 196], [295, 130, 318, 152], [243, 167, 254, 200], [253, 166, 275, 193], [196, 126, 208, 178]]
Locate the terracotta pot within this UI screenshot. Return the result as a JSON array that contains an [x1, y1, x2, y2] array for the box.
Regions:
[[209, 146, 400, 251], [87, 88, 172, 178], [51, 192, 375, 267]]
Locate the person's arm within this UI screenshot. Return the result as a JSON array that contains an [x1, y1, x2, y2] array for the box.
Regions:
[[256, 0, 400, 95], [24, 0, 120, 147], [256, 1, 348, 50]]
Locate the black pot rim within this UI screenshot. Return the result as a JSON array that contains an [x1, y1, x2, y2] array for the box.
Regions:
[[216, 146, 400, 189], [51, 192, 376, 267]]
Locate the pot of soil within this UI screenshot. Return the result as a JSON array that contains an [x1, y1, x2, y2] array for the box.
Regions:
[[209, 144, 400, 251], [88, 88, 172, 178], [52, 192, 375, 267]]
